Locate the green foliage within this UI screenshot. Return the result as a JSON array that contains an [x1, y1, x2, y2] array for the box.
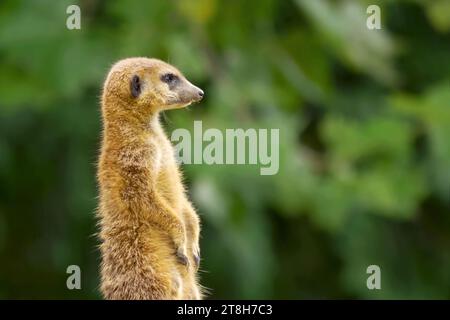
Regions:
[[0, 0, 449, 299]]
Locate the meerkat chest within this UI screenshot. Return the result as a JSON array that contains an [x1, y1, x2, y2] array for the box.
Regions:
[[152, 137, 184, 210], [151, 136, 176, 172]]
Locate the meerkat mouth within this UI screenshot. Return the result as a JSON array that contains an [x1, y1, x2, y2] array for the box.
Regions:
[[165, 101, 193, 110], [167, 97, 202, 109]]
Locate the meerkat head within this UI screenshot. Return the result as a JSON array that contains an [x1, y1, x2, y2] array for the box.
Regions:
[[102, 57, 204, 119]]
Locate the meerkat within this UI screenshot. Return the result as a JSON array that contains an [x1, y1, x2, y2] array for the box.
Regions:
[[97, 57, 204, 300]]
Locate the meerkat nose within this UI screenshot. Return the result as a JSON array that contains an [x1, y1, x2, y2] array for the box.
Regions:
[[197, 89, 204, 99]]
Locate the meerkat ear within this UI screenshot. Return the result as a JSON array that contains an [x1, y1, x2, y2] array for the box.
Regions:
[[130, 75, 141, 98]]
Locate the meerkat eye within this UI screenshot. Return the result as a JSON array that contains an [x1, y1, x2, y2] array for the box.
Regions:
[[130, 75, 141, 98], [161, 73, 178, 84]]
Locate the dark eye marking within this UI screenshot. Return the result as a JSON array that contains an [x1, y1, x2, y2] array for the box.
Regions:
[[130, 75, 141, 98], [161, 73, 179, 86]]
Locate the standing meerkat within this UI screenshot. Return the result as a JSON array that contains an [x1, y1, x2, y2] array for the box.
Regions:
[[97, 57, 204, 299]]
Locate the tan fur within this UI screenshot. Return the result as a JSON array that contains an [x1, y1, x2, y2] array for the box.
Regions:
[[97, 57, 203, 299]]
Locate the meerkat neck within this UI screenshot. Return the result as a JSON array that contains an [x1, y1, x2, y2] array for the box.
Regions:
[[102, 103, 164, 143], [148, 112, 162, 131]]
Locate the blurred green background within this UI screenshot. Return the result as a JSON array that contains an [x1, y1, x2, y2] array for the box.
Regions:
[[0, 0, 450, 299]]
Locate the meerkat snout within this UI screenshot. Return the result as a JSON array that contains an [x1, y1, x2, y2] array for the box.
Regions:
[[161, 73, 204, 107], [176, 80, 204, 105]]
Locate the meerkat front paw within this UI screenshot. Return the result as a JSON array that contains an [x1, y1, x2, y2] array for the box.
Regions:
[[185, 226, 200, 270], [192, 243, 200, 270], [182, 203, 201, 270], [173, 229, 190, 268], [176, 246, 190, 267]]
